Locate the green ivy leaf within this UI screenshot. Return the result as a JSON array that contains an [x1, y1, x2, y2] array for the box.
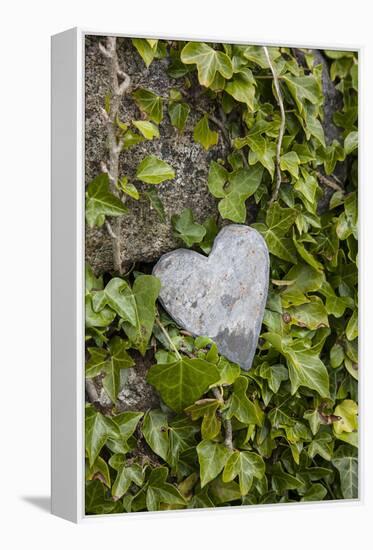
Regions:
[[197, 440, 232, 487], [263, 332, 330, 398], [119, 177, 140, 200], [144, 188, 166, 223], [110, 458, 144, 499], [181, 42, 233, 87], [208, 162, 263, 223], [132, 89, 163, 123], [253, 203, 297, 263], [147, 356, 220, 412], [280, 151, 301, 179], [222, 451, 265, 495], [85, 173, 127, 228], [226, 376, 264, 426], [168, 101, 190, 132], [85, 406, 120, 467], [193, 115, 219, 150], [145, 467, 186, 511], [185, 399, 222, 440], [225, 70, 256, 110], [172, 208, 206, 247], [332, 445, 358, 498], [344, 131, 358, 155], [136, 155, 175, 184], [85, 338, 134, 403], [142, 410, 169, 461]]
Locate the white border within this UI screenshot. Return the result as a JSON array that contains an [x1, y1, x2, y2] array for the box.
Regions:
[[51, 27, 362, 523]]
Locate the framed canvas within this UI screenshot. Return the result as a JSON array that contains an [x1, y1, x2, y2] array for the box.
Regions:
[[51, 28, 359, 523]]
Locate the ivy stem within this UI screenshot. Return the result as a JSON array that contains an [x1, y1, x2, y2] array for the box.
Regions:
[[263, 46, 286, 206], [99, 36, 131, 274], [155, 317, 182, 360], [211, 387, 234, 450]]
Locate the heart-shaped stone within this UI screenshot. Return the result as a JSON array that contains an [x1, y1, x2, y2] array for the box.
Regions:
[[152, 224, 269, 370]]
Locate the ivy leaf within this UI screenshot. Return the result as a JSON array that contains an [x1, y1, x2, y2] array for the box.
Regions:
[[85, 406, 120, 467], [226, 376, 264, 426], [145, 467, 186, 511], [333, 400, 358, 435], [172, 208, 206, 247], [132, 38, 158, 67], [85, 173, 127, 228], [85, 338, 134, 403], [168, 101, 190, 132], [308, 431, 334, 461], [119, 177, 140, 200], [144, 188, 166, 223], [86, 456, 111, 488], [85, 295, 116, 328], [142, 410, 169, 461], [344, 131, 358, 155], [346, 309, 358, 341], [222, 451, 265, 495], [259, 363, 288, 393], [243, 45, 281, 69], [132, 120, 159, 140], [121, 275, 161, 355], [225, 70, 256, 110], [136, 155, 175, 184], [167, 417, 198, 468], [332, 445, 358, 498], [283, 74, 322, 117], [280, 151, 301, 179], [263, 333, 330, 398], [122, 129, 145, 149], [288, 301, 329, 330], [181, 42, 233, 87], [110, 457, 144, 499], [85, 480, 121, 515], [208, 162, 263, 223], [199, 216, 219, 254], [185, 399, 222, 440], [197, 440, 232, 487], [253, 203, 297, 263], [147, 356, 220, 412], [234, 134, 276, 178], [132, 89, 163, 124], [193, 115, 218, 150], [92, 278, 137, 325]]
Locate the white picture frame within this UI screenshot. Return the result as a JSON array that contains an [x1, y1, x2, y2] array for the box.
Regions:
[[51, 27, 361, 523]]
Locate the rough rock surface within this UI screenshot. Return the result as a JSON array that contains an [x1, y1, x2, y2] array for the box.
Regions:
[[153, 225, 269, 370], [85, 35, 227, 274]]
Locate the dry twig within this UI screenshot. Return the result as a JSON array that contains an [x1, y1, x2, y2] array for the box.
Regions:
[[99, 36, 131, 274]]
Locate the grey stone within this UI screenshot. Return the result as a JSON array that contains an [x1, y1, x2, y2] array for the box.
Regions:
[[85, 35, 228, 274], [153, 224, 269, 370]]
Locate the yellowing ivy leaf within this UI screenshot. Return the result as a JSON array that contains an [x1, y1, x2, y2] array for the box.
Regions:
[[136, 155, 175, 184], [132, 38, 158, 67], [132, 120, 159, 139]]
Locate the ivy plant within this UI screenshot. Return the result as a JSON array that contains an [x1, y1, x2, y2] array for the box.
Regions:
[[85, 38, 358, 514]]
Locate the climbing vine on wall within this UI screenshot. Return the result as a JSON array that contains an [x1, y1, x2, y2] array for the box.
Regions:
[[84, 37, 358, 514]]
